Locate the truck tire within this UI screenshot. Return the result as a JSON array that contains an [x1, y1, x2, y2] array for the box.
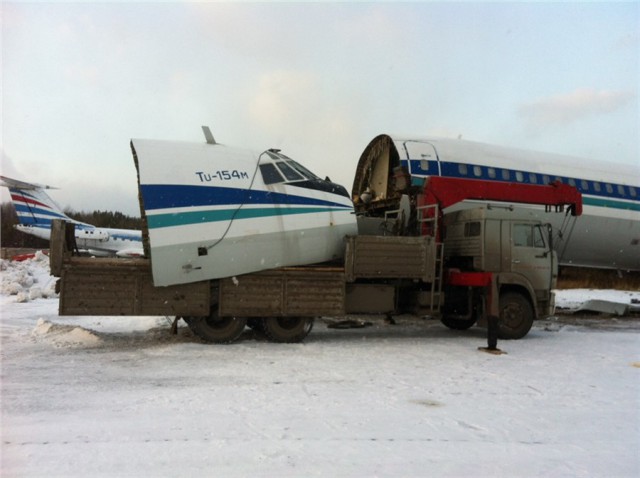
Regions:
[[498, 292, 534, 340], [185, 309, 247, 344], [441, 317, 477, 330], [262, 317, 314, 343]]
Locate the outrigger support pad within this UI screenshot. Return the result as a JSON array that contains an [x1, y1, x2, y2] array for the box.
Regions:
[[479, 315, 507, 355]]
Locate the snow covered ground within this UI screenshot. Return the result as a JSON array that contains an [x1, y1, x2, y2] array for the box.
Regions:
[[1, 255, 639, 477]]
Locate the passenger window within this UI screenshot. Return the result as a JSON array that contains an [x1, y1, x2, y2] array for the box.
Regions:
[[260, 164, 284, 185], [533, 226, 546, 248], [513, 224, 533, 247], [630, 187, 637, 197], [617, 184, 625, 196], [488, 167, 496, 179], [276, 162, 304, 181], [458, 164, 468, 175], [501, 169, 510, 180], [593, 182, 601, 192], [605, 183, 613, 194], [542, 175, 550, 185], [473, 166, 482, 177], [568, 178, 576, 187], [529, 173, 538, 184], [515, 171, 524, 182], [581, 180, 589, 191]]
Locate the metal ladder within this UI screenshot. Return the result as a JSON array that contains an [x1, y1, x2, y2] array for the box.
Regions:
[[417, 204, 444, 313]]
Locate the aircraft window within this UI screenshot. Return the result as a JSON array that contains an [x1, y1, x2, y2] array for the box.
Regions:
[[487, 167, 496, 179], [630, 186, 637, 197], [289, 160, 320, 180], [260, 163, 284, 185], [472, 166, 481, 177], [529, 173, 538, 184], [515, 171, 524, 182], [276, 162, 304, 181], [605, 183, 613, 194], [501, 169, 510, 180], [265, 151, 280, 160], [555, 176, 563, 183], [568, 178, 576, 187], [458, 164, 468, 175], [617, 184, 625, 196], [593, 182, 601, 192], [581, 180, 589, 191], [543, 175, 551, 185]]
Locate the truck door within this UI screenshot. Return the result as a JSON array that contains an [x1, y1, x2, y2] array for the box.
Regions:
[[510, 222, 553, 293]]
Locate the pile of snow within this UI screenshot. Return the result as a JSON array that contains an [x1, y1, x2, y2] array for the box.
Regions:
[[31, 318, 102, 347], [555, 288, 640, 311], [0, 251, 57, 301]]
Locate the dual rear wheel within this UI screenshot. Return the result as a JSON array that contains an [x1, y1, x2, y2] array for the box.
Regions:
[[185, 309, 313, 344]]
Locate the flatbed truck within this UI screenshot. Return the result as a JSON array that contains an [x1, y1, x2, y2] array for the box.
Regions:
[[51, 173, 582, 344]]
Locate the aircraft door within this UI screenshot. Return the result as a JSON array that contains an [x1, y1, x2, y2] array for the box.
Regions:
[[401, 141, 441, 177]]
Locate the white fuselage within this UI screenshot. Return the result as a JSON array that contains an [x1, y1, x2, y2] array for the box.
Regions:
[[355, 135, 639, 271], [133, 139, 357, 286]]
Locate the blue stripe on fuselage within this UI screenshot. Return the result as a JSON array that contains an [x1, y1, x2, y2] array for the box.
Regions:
[[402, 159, 640, 211], [139, 184, 352, 211]]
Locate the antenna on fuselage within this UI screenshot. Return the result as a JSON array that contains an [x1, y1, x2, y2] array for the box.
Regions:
[[202, 126, 216, 145]]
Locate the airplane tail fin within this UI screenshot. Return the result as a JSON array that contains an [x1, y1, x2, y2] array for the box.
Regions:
[[0, 176, 82, 228]]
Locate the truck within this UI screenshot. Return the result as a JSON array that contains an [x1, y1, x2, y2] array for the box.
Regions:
[[51, 146, 582, 344]]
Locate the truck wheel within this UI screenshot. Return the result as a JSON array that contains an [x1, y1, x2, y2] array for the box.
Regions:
[[498, 292, 534, 340], [185, 309, 247, 344], [262, 317, 314, 343], [441, 317, 476, 330]]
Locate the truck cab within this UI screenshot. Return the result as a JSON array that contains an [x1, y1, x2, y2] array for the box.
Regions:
[[442, 207, 557, 338]]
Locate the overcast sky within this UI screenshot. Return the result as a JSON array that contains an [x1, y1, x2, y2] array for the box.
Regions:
[[2, 1, 638, 216]]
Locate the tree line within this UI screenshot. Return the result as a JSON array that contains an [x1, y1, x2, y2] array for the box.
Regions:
[[0, 202, 143, 248]]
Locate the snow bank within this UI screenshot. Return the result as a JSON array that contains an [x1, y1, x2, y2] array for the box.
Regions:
[[31, 318, 102, 347], [555, 288, 640, 311], [0, 251, 58, 301]]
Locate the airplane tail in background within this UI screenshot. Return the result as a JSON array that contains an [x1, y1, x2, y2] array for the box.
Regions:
[[0, 176, 85, 231]]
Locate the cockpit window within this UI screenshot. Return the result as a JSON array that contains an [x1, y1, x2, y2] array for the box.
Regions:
[[289, 160, 320, 180], [276, 162, 304, 181], [260, 149, 325, 187], [265, 151, 280, 160], [260, 163, 284, 185]]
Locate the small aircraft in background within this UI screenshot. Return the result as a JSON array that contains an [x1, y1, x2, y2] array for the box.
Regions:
[[1, 176, 143, 257]]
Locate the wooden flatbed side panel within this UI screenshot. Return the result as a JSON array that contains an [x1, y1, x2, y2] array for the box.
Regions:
[[59, 265, 209, 316], [345, 235, 436, 282], [219, 270, 345, 317]]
